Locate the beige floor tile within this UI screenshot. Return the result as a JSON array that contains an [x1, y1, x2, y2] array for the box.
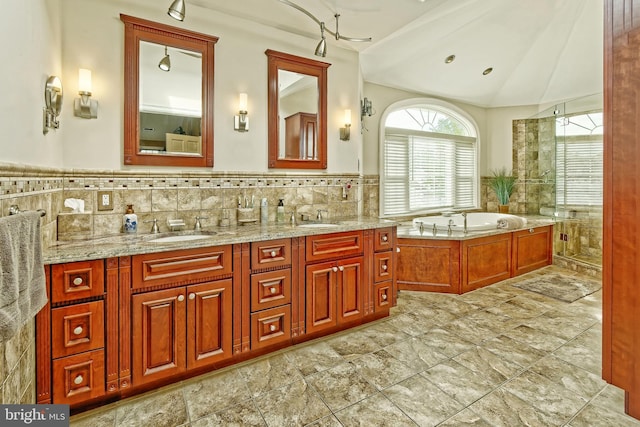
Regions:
[[238, 353, 304, 398], [182, 369, 252, 421], [349, 349, 418, 390], [335, 392, 417, 427], [284, 341, 344, 376], [437, 408, 493, 426], [115, 388, 188, 427], [253, 380, 331, 426], [189, 399, 266, 426], [305, 362, 377, 411]]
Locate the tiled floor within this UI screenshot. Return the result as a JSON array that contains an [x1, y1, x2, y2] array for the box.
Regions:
[[70, 266, 640, 426]]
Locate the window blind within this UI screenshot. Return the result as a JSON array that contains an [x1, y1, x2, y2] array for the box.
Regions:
[[382, 130, 477, 216], [556, 136, 603, 206]]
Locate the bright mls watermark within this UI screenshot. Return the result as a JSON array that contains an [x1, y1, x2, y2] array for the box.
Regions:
[[1, 405, 69, 426]]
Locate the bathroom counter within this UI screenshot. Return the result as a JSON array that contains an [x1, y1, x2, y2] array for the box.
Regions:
[[396, 214, 556, 240], [43, 217, 398, 264]]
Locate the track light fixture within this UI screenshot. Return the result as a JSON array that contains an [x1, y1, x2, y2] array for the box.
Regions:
[[158, 46, 171, 72], [168, 0, 186, 21], [278, 0, 371, 57]]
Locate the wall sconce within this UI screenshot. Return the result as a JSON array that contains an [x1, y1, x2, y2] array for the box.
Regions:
[[234, 93, 249, 132], [43, 76, 63, 134], [340, 109, 351, 141], [361, 97, 373, 119], [73, 69, 98, 119]]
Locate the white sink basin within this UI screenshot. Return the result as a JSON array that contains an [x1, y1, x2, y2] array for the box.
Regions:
[[147, 233, 217, 243], [297, 223, 339, 228]]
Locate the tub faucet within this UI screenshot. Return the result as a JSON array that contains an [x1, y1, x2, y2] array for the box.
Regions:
[[462, 212, 468, 234], [417, 221, 424, 234]]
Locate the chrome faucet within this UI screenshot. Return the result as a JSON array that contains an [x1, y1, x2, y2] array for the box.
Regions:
[[417, 221, 424, 234], [194, 216, 208, 231], [144, 218, 160, 234], [316, 209, 328, 221], [462, 212, 467, 233]]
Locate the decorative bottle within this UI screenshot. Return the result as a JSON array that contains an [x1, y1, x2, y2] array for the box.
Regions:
[[276, 199, 285, 223], [260, 198, 268, 224], [123, 204, 138, 233]]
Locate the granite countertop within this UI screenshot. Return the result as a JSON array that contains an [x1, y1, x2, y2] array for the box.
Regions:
[[396, 215, 557, 241], [43, 217, 398, 264]]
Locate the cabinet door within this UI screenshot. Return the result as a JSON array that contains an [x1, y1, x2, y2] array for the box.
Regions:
[[305, 261, 338, 334], [337, 257, 363, 324], [186, 279, 233, 370], [132, 288, 186, 386], [511, 226, 552, 277]]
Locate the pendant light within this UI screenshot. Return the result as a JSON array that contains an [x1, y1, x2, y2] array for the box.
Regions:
[[158, 46, 171, 72], [168, 0, 186, 21]]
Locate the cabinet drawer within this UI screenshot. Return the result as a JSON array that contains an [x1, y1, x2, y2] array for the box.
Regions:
[[132, 245, 232, 289], [52, 301, 104, 359], [251, 238, 291, 270], [51, 260, 104, 303], [306, 231, 363, 263], [251, 269, 291, 312], [250, 305, 291, 350], [374, 227, 394, 252], [52, 349, 105, 405], [374, 281, 392, 312], [373, 252, 393, 283]]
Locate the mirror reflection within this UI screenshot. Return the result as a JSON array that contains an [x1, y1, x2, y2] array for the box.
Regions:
[[121, 14, 217, 168], [139, 41, 202, 155], [266, 49, 330, 170], [278, 70, 318, 160]]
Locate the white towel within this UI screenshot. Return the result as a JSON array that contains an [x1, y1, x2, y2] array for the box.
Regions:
[[0, 211, 47, 342], [497, 215, 526, 229]]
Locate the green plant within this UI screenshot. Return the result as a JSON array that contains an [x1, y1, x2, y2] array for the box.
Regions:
[[489, 168, 516, 205]]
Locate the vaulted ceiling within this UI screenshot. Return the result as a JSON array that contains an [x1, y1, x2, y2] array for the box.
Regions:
[[189, 0, 603, 108]]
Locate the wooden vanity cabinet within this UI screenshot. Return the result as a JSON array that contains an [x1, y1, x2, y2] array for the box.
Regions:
[[284, 112, 317, 159], [304, 231, 364, 335], [132, 279, 233, 386], [249, 239, 292, 350], [373, 227, 396, 311], [130, 246, 234, 387], [511, 226, 553, 277]]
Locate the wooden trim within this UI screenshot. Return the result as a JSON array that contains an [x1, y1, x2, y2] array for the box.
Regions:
[[232, 243, 243, 355], [36, 265, 52, 404], [105, 258, 119, 394], [240, 242, 251, 353], [118, 257, 131, 390]]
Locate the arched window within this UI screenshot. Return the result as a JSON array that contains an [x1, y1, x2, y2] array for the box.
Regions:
[[380, 100, 479, 216]]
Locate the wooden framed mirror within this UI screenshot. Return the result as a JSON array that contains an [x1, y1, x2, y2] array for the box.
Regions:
[[266, 50, 330, 169], [121, 15, 217, 167]]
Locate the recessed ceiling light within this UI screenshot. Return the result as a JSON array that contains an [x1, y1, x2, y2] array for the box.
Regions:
[[445, 55, 455, 64], [483, 67, 493, 75]]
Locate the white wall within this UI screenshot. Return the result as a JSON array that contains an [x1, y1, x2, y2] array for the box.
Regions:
[[0, 0, 64, 167]]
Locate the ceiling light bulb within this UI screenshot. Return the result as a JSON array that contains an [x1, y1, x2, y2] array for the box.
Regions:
[[159, 46, 171, 71], [168, 0, 186, 21]]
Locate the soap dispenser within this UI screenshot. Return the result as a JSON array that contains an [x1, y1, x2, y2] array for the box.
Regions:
[[276, 199, 285, 223], [123, 204, 138, 233]]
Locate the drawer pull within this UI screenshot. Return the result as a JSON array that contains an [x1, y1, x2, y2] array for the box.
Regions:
[[73, 375, 83, 385], [381, 294, 388, 301], [72, 277, 84, 286], [73, 326, 83, 335], [396, 247, 400, 253], [332, 267, 338, 272], [382, 235, 388, 242], [270, 251, 277, 257], [189, 293, 196, 300], [177, 294, 185, 302], [338, 266, 344, 271], [269, 324, 276, 332], [382, 264, 388, 271], [270, 287, 277, 294]]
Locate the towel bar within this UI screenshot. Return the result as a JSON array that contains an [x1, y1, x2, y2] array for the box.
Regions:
[[8, 205, 46, 217]]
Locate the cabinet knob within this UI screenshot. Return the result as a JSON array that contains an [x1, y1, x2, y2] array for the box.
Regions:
[[72, 277, 83, 286], [338, 266, 344, 271], [189, 293, 196, 300], [177, 295, 185, 302], [270, 250, 277, 257], [382, 235, 388, 242], [332, 267, 338, 272], [73, 375, 83, 385], [73, 326, 83, 335], [269, 324, 276, 332], [382, 264, 388, 271], [529, 228, 535, 233], [270, 287, 277, 294], [396, 247, 400, 253], [382, 294, 388, 301]]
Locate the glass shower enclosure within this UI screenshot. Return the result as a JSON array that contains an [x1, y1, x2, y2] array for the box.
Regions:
[[523, 93, 603, 270]]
